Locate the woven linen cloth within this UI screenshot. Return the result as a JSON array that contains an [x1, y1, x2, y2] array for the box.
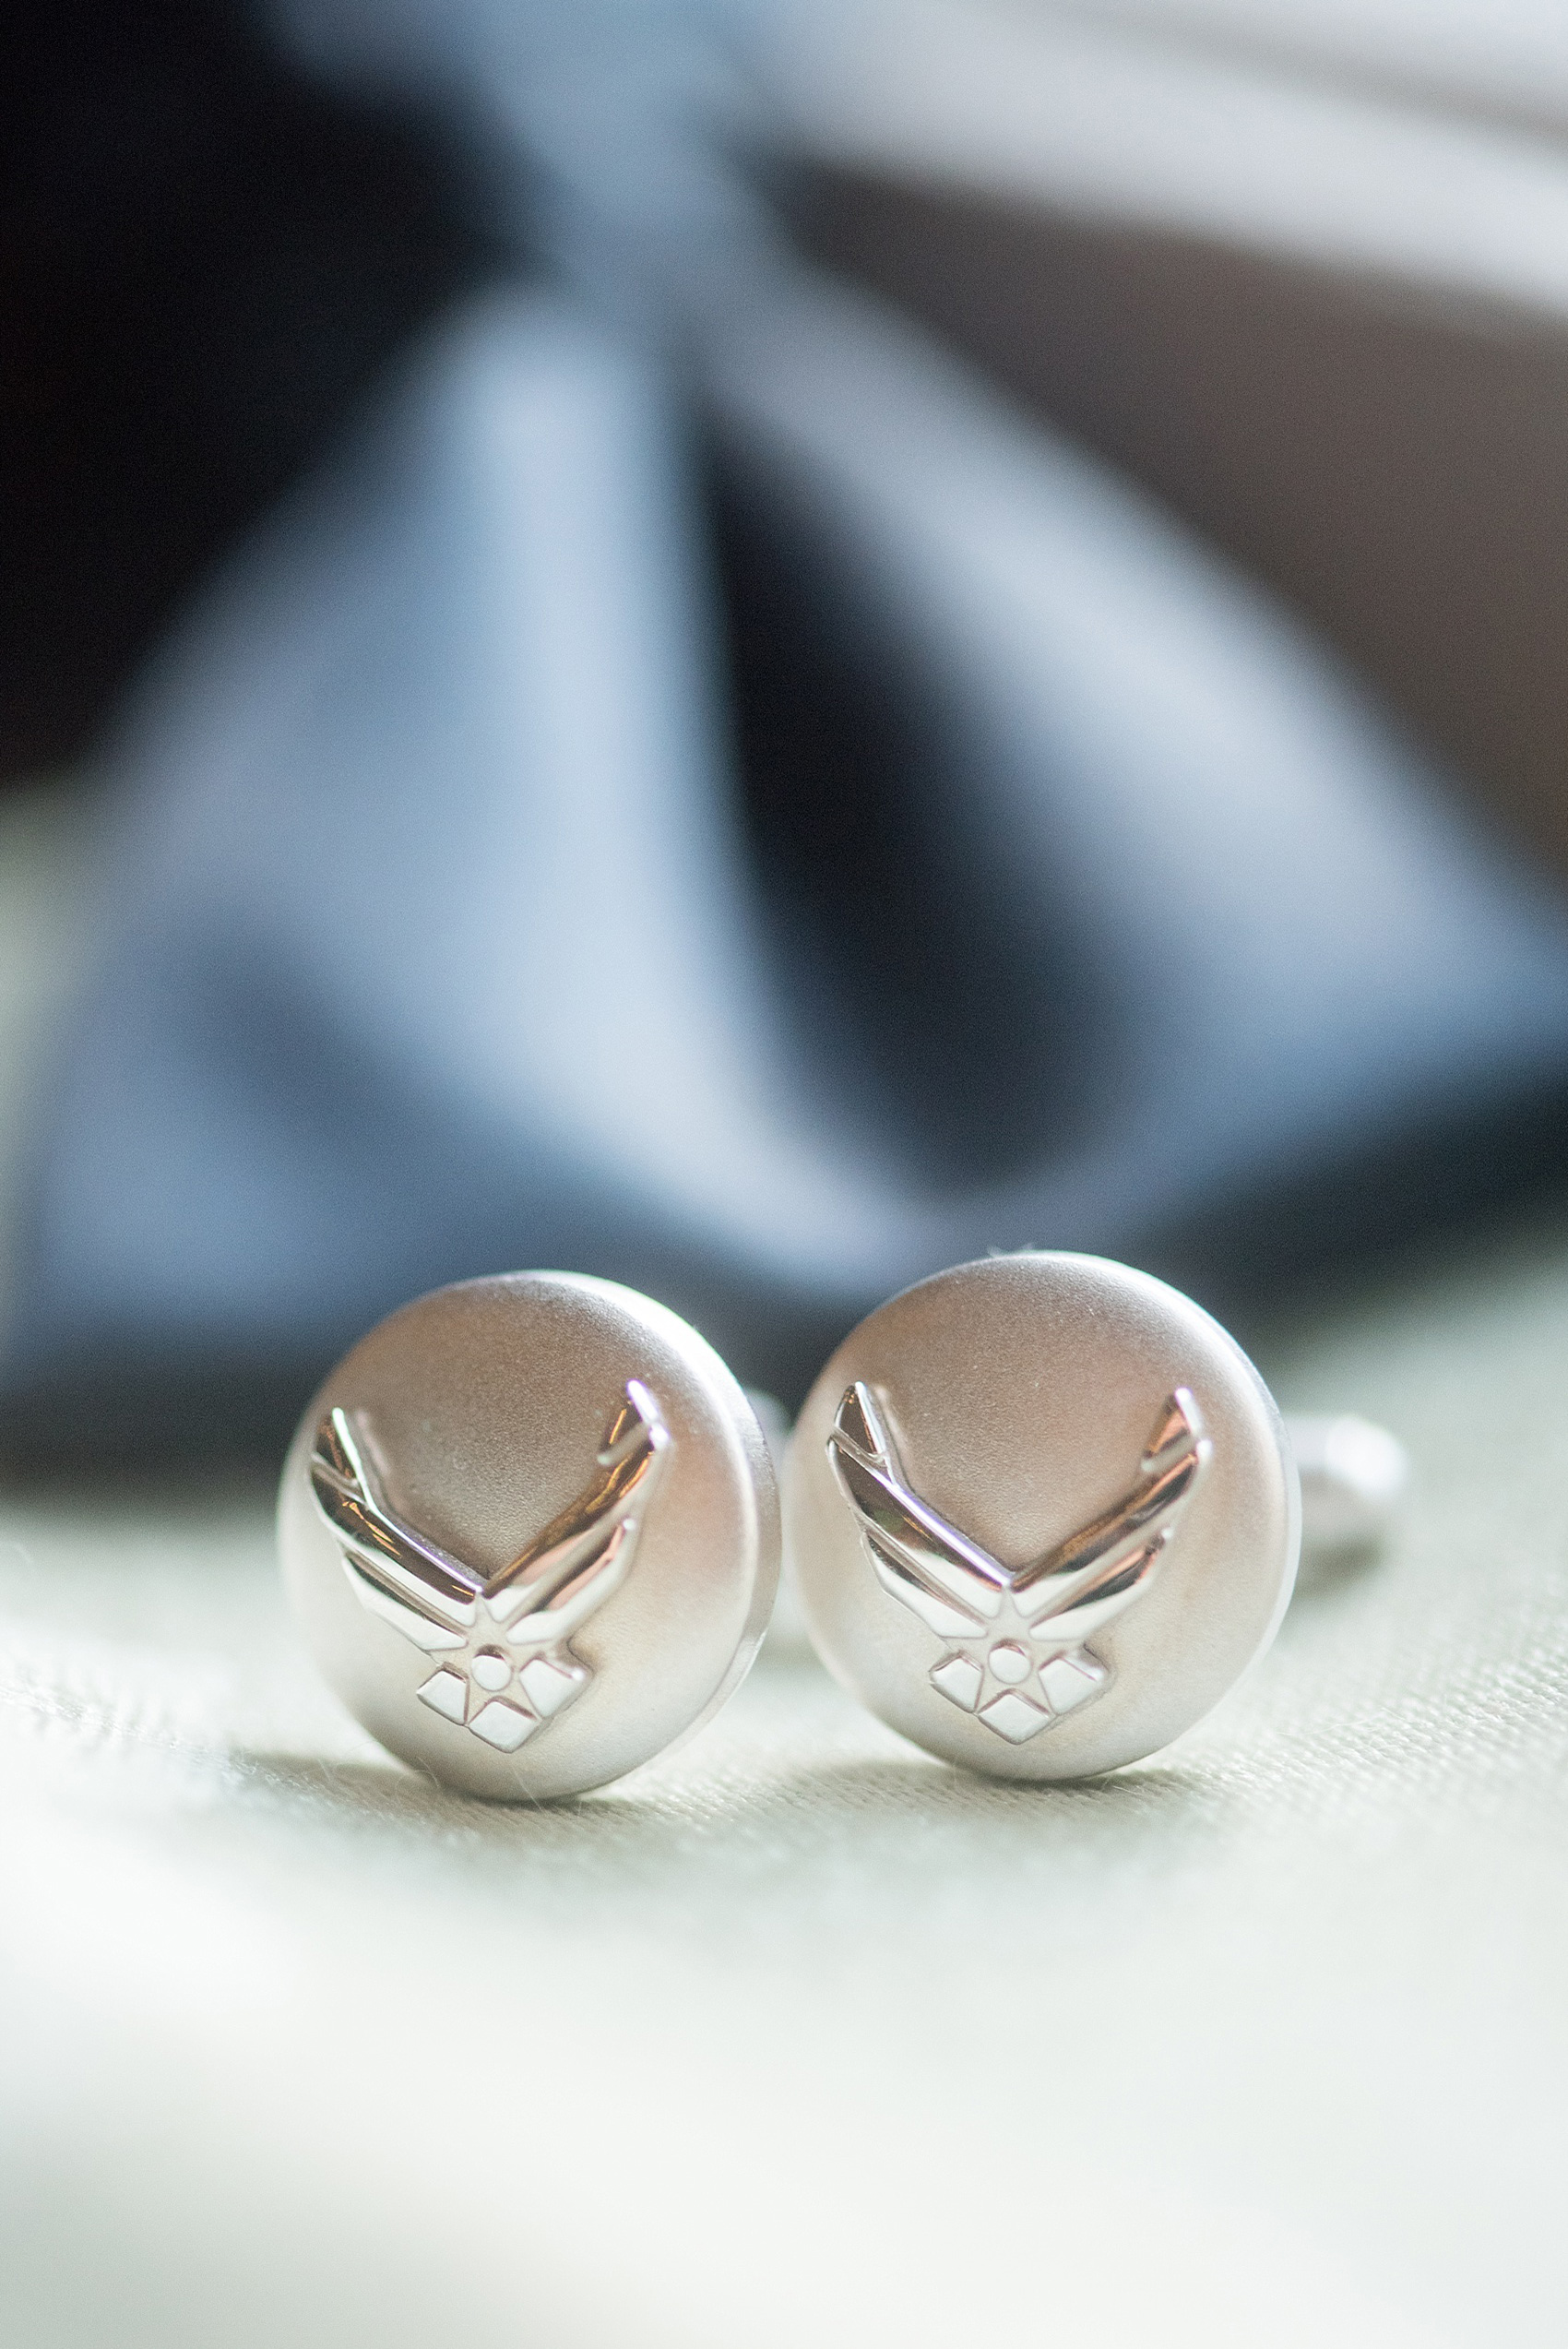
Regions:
[[1, 785, 1565, 2348]]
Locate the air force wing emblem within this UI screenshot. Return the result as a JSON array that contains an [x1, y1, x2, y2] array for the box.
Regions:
[[826, 1383, 1210, 1744], [309, 1382, 671, 1752]]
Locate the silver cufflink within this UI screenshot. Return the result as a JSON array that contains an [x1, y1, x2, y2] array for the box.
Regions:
[[278, 1271, 779, 1799], [783, 1251, 1307, 1779], [1287, 1412, 1408, 1567]]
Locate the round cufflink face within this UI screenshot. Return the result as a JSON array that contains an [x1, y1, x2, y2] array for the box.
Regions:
[[785, 1254, 1300, 1780], [279, 1272, 779, 1800]]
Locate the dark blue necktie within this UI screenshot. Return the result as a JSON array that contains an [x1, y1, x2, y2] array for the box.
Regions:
[[6, 0, 1567, 1462]]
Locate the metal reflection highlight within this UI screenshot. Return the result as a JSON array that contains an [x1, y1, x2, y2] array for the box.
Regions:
[[310, 1381, 671, 1748], [827, 1381, 1210, 1742]]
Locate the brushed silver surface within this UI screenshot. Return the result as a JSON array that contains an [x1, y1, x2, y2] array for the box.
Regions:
[[785, 1254, 1300, 1780], [279, 1273, 779, 1800]]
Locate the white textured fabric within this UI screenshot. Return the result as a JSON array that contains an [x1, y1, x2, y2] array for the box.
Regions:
[[3, 785, 1567, 2346]]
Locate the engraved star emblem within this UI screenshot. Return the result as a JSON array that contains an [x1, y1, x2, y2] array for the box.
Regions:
[[826, 1382, 1210, 1743], [309, 1383, 671, 1752], [392, 1592, 597, 1751]]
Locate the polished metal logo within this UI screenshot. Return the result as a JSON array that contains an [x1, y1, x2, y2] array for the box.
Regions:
[[827, 1383, 1209, 1743], [310, 1382, 671, 1753]]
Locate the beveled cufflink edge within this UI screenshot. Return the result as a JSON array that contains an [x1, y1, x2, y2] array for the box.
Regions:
[[279, 1270, 781, 1804]]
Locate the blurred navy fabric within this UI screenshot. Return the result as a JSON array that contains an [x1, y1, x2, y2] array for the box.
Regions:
[[4, 0, 1568, 1461]]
